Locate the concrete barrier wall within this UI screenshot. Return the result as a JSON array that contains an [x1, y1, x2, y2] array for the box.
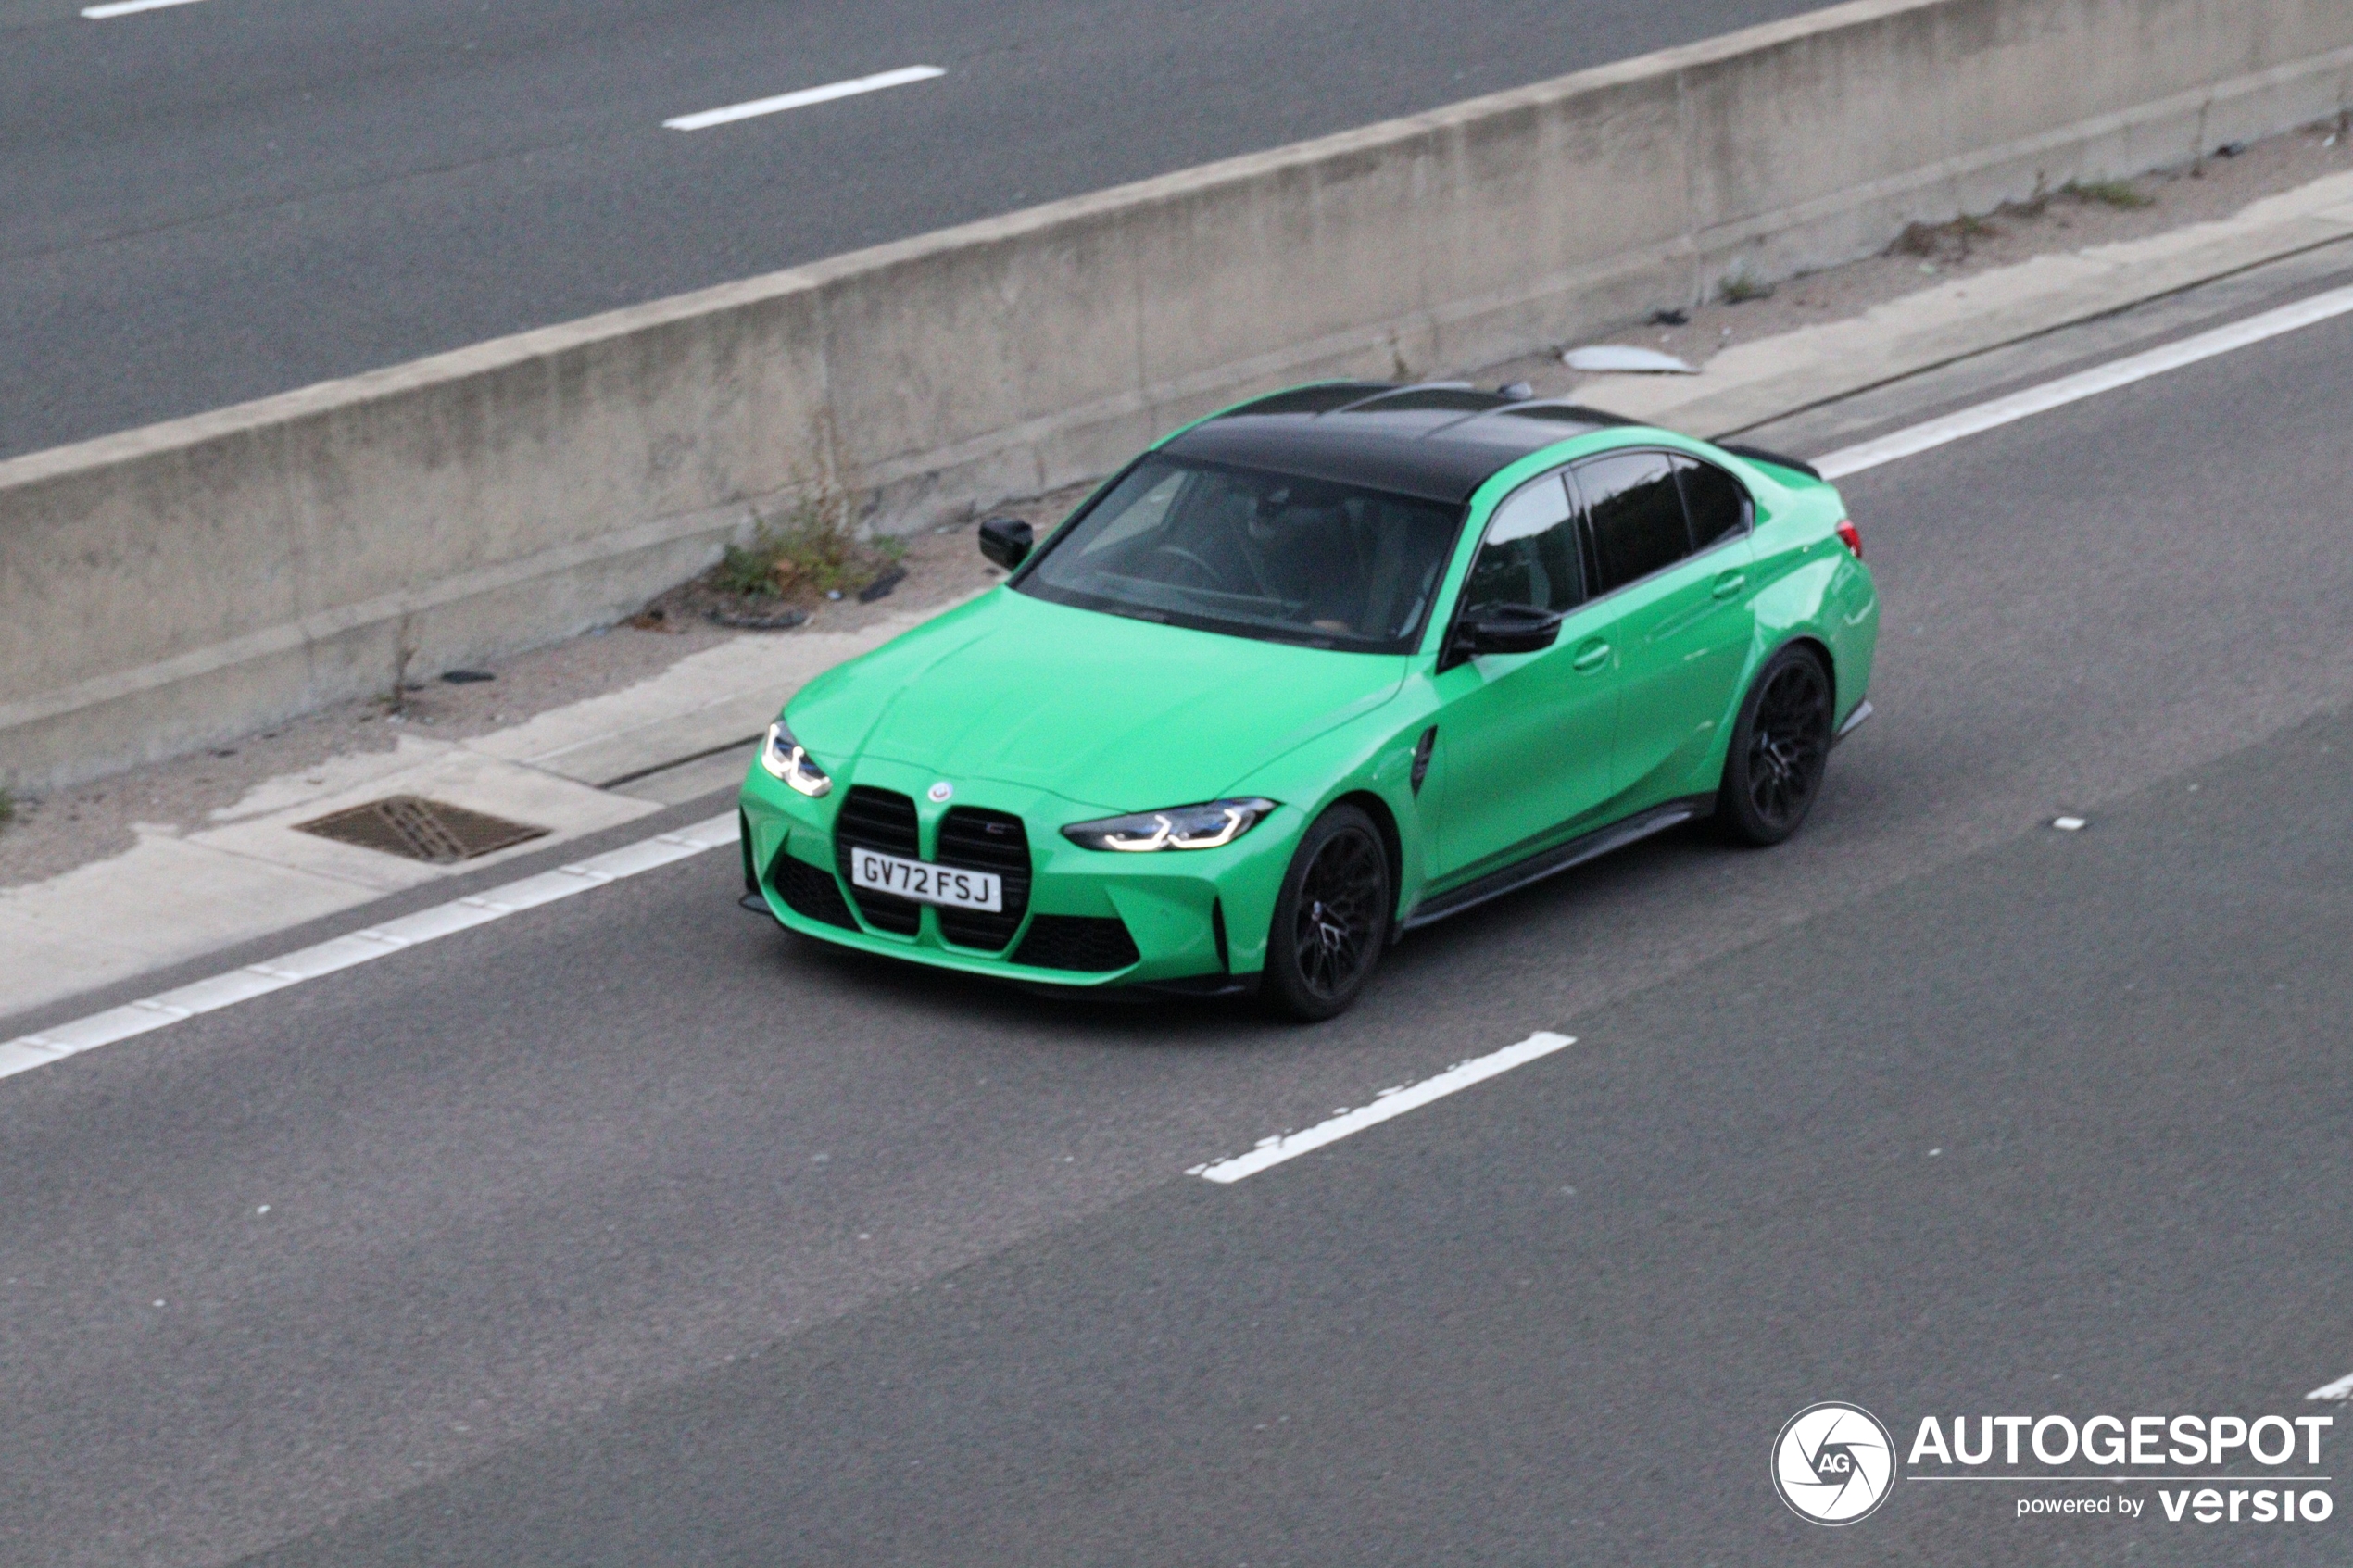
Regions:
[[6, 0, 2351, 792]]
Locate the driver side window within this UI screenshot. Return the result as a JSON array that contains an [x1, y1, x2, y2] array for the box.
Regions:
[[1463, 472, 1585, 615]]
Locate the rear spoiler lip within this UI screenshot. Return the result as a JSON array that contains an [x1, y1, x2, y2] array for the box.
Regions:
[[1714, 441, 1824, 482]]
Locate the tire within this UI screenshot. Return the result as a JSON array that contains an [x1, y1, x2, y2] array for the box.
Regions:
[[1718, 645, 1835, 847], [1259, 804, 1392, 1022]]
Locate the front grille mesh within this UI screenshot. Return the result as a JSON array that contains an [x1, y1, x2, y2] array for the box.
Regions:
[[934, 807, 1031, 950], [1014, 914, 1140, 972], [834, 786, 923, 935], [771, 852, 857, 930]]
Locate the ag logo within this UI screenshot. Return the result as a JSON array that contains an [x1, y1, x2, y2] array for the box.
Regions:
[[1772, 1402, 1896, 1525]]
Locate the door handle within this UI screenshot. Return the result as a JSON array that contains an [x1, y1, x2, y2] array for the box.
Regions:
[[1571, 639, 1611, 671], [1711, 571, 1747, 599]]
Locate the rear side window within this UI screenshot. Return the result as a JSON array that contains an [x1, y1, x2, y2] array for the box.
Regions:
[[1675, 457, 1750, 549], [1463, 472, 1584, 614], [1577, 452, 1687, 591]]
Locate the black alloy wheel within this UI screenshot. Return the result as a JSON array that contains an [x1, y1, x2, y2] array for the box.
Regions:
[[1718, 646, 1834, 847], [1262, 804, 1391, 1022]]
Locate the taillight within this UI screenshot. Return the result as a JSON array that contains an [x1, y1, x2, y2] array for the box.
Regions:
[[1835, 519, 1863, 559]]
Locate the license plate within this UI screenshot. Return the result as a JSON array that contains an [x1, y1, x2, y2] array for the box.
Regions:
[[848, 847, 1002, 912]]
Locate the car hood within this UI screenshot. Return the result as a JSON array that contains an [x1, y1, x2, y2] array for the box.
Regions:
[[787, 589, 1410, 810]]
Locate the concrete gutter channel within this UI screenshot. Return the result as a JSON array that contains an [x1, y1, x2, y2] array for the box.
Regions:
[[4, 0, 2353, 1016]]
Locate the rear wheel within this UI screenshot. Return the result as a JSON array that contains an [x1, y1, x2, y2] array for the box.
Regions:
[[1260, 804, 1391, 1022], [1718, 646, 1834, 847]]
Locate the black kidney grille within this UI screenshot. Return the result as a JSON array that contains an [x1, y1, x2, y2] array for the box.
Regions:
[[934, 808, 1032, 950], [835, 786, 922, 935], [771, 853, 857, 930], [836, 785, 921, 853], [1014, 915, 1140, 972]]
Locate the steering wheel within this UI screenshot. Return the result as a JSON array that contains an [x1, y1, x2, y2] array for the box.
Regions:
[[1148, 544, 1222, 589]]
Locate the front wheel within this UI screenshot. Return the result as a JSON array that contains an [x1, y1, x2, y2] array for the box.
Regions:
[[1718, 646, 1834, 847], [1260, 804, 1391, 1022]]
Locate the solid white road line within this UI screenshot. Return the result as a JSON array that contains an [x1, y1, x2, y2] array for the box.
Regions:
[[1190, 1032, 1575, 1184], [2307, 1371, 2353, 1402], [0, 813, 739, 1082], [1813, 282, 2353, 480], [662, 66, 945, 132], [81, 0, 207, 16]]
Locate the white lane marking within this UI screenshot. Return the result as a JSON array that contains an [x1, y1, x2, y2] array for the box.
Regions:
[[2308, 1371, 2353, 1402], [662, 65, 944, 132], [1190, 1032, 1575, 1184], [1814, 282, 2353, 479], [2052, 816, 2087, 832], [82, 0, 206, 16], [0, 814, 738, 1082]]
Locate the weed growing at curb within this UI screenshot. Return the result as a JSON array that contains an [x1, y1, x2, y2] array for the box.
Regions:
[[2064, 178, 2156, 210], [1894, 210, 2005, 261], [0, 787, 15, 829], [651, 483, 911, 629], [382, 612, 419, 719], [1889, 172, 2161, 267], [715, 489, 905, 602], [1719, 269, 1775, 305]]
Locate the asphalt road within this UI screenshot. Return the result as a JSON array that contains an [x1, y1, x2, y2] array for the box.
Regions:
[[4, 269, 2352, 1565], [0, 0, 1827, 458]]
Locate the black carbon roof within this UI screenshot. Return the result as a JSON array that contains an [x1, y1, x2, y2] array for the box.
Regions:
[[1160, 383, 1634, 504]]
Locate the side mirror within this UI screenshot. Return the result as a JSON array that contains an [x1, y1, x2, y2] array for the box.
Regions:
[[978, 516, 1033, 570], [1447, 602, 1565, 664]]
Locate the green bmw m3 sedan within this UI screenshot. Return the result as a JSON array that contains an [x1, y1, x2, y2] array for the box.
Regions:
[[738, 381, 1878, 1019]]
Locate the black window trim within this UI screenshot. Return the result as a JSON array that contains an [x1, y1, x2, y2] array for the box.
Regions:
[[1567, 446, 1755, 607]]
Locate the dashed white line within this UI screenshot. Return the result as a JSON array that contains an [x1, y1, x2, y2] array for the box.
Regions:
[[1813, 282, 2353, 479], [1190, 1032, 1575, 1183], [81, 0, 207, 16], [2307, 1371, 2353, 1402], [0, 813, 739, 1082], [662, 65, 945, 132]]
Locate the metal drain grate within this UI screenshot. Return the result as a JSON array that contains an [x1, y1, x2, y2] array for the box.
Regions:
[[294, 795, 549, 863]]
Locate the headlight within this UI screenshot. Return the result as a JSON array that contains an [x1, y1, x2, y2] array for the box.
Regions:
[[759, 720, 833, 798], [1062, 798, 1277, 852]]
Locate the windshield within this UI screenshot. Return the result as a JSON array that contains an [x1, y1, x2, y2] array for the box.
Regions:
[[1014, 456, 1463, 653]]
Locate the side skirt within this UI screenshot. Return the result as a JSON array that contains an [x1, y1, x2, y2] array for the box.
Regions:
[[1401, 795, 1717, 932]]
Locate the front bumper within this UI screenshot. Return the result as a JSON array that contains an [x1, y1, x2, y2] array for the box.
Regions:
[[737, 757, 1297, 988]]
